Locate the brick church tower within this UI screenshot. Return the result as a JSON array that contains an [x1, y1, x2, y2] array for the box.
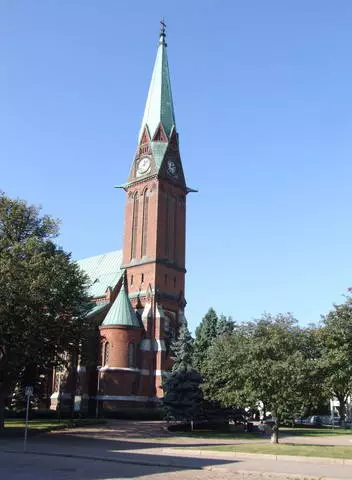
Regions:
[[97, 23, 194, 408]]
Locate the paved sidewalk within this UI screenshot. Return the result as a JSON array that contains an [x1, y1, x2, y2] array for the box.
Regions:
[[2, 431, 352, 480]]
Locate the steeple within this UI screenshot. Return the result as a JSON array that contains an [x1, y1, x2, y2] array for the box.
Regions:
[[102, 273, 142, 328], [138, 20, 176, 143]]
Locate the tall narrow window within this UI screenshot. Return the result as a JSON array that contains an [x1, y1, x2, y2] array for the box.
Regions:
[[141, 190, 149, 257], [173, 197, 178, 263], [128, 343, 136, 368], [168, 196, 176, 262], [103, 342, 110, 366], [131, 193, 139, 259], [165, 194, 169, 258]]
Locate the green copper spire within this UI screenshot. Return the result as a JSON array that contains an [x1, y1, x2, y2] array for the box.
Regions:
[[102, 274, 142, 328], [138, 20, 176, 142]]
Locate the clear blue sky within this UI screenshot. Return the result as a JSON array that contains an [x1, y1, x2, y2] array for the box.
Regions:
[[2, 1, 352, 332]]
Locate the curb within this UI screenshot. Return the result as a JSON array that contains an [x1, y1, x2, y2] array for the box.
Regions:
[[207, 469, 349, 480], [162, 447, 352, 466]]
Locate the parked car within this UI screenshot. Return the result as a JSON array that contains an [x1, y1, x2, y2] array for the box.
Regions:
[[309, 416, 322, 426], [294, 416, 322, 426], [294, 417, 310, 425]]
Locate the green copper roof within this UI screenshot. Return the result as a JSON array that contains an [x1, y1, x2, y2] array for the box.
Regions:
[[77, 251, 123, 299], [150, 140, 169, 169], [102, 278, 142, 328], [86, 300, 109, 318], [138, 29, 176, 142]]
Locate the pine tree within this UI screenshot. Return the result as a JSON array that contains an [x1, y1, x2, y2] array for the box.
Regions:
[[194, 309, 235, 371], [162, 323, 203, 426], [216, 314, 235, 337], [194, 308, 218, 370]]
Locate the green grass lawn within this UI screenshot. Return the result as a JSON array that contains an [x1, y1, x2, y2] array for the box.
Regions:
[[281, 427, 352, 436], [194, 443, 352, 460], [173, 426, 352, 440], [176, 430, 260, 440], [0, 418, 106, 437]]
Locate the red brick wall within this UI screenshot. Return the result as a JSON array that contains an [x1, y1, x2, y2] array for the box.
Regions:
[[99, 325, 143, 368]]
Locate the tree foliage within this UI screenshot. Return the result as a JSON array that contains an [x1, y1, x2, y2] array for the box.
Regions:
[[202, 313, 325, 443], [0, 193, 90, 427], [194, 308, 234, 370], [163, 323, 203, 424], [318, 297, 352, 422]]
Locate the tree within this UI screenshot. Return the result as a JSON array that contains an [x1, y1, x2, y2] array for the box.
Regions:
[[0, 193, 90, 428], [216, 314, 235, 337], [319, 297, 352, 423], [162, 323, 203, 427], [194, 309, 235, 371], [202, 314, 324, 443], [194, 308, 218, 370]]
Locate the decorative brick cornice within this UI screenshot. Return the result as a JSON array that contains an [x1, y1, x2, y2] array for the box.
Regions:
[[121, 257, 186, 273]]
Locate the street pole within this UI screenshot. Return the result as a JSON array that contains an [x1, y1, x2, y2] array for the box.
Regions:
[[24, 386, 33, 452], [96, 366, 101, 419]]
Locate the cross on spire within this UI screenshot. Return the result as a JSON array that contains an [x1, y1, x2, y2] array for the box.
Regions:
[[160, 18, 166, 35], [159, 18, 167, 45]]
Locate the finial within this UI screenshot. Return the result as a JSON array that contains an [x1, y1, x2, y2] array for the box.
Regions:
[[159, 18, 167, 45]]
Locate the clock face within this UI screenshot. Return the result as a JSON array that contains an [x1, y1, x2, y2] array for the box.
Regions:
[[137, 156, 151, 176], [167, 160, 178, 177]]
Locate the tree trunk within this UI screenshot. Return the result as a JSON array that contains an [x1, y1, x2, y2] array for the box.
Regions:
[[270, 420, 279, 444]]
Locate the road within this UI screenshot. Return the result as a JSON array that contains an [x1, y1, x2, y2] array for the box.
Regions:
[[0, 451, 240, 480], [1, 420, 352, 479]]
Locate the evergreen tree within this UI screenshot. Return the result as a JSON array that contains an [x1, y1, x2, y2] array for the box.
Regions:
[[216, 314, 235, 337], [162, 323, 203, 425], [194, 308, 235, 370], [194, 308, 218, 370]]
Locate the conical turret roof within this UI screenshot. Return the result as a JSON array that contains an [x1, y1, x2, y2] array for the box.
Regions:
[[102, 276, 142, 328], [138, 24, 176, 143]]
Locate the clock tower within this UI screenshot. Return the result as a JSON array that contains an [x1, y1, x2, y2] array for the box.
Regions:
[[107, 22, 195, 402]]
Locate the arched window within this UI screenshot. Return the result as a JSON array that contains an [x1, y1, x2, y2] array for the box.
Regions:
[[165, 193, 169, 257], [128, 343, 136, 368], [131, 193, 139, 260], [173, 196, 178, 262], [103, 342, 110, 366], [141, 189, 149, 257], [165, 195, 176, 261]]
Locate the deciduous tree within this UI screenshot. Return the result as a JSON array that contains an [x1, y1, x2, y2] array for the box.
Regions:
[[319, 297, 352, 423], [202, 314, 324, 443], [0, 193, 90, 428]]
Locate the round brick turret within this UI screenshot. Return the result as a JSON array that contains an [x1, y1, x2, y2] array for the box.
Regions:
[[99, 325, 143, 369]]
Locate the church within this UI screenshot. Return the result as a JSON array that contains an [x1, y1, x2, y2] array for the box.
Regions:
[[50, 23, 194, 413]]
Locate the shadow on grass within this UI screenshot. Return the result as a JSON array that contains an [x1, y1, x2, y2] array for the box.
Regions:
[[0, 419, 107, 438]]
